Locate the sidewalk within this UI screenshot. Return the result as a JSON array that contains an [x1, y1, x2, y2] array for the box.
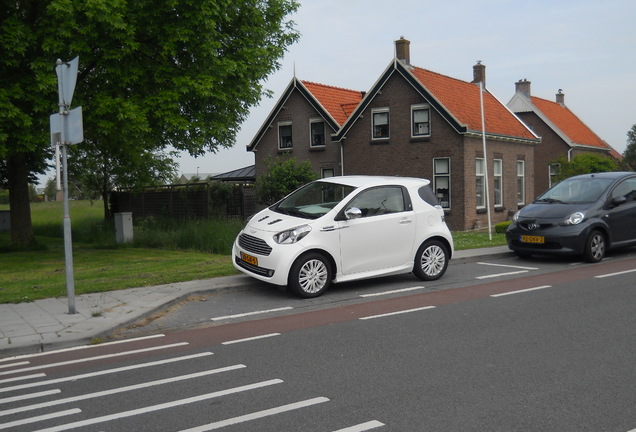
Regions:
[[0, 246, 512, 358]]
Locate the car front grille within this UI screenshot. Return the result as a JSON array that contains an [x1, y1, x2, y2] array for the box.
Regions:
[[238, 233, 273, 256]]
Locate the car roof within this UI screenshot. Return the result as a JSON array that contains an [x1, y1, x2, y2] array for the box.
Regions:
[[568, 171, 636, 181], [318, 175, 430, 188]]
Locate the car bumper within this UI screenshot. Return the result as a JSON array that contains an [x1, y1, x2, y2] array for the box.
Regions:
[[232, 234, 300, 286], [506, 224, 590, 256]]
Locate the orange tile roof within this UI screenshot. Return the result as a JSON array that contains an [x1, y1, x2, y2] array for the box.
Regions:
[[530, 96, 610, 149], [302, 81, 364, 126], [410, 66, 537, 140]]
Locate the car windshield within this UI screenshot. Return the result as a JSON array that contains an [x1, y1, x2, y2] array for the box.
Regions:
[[273, 181, 357, 219], [536, 177, 613, 204]]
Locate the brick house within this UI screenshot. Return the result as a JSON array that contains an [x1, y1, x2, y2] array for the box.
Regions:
[[248, 38, 540, 231], [248, 78, 363, 178], [508, 80, 617, 195]]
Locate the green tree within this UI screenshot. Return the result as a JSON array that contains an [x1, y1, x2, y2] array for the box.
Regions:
[[256, 157, 319, 205], [623, 124, 636, 170], [551, 153, 619, 182], [1, 0, 299, 247]]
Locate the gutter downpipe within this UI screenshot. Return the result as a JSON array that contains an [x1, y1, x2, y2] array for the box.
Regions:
[[340, 139, 345, 176]]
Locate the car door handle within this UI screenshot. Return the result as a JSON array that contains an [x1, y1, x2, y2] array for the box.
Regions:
[[398, 218, 412, 224], [320, 226, 348, 231]]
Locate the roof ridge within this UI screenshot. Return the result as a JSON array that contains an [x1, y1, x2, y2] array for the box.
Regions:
[[301, 80, 363, 94]]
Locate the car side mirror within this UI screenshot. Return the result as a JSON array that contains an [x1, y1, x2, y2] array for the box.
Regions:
[[612, 196, 627, 207], [344, 207, 362, 220]]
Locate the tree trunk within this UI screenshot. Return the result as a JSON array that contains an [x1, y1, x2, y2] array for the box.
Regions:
[[7, 152, 36, 248]]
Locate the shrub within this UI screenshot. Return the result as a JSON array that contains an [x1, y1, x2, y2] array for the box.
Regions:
[[495, 221, 511, 233]]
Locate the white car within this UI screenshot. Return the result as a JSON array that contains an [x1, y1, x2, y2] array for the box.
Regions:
[[232, 176, 454, 297]]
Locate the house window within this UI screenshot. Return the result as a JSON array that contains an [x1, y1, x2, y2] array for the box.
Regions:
[[310, 119, 326, 147], [412, 104, 431, 137], [549, 163, 560, 188], [322, 168, 334, 178], [493, 159, 503, 207], [476, 158, 485, 209], [372, 108, 390, 139], [517, 160, 525, 205], [278, 122, 292, 149], [433, 158, 450, 209]]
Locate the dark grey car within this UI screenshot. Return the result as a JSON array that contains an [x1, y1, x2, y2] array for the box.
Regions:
[[506, 172, 636, 262]]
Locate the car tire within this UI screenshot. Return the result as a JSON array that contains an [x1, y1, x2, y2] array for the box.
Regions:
[[288, 252, 332, 298], [583, 230, 606, 263], [413, 240, 449, 281]]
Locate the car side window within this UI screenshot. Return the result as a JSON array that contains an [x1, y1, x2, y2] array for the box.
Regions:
[[611, 178, 636, 203], [348, 187, 405, 218]]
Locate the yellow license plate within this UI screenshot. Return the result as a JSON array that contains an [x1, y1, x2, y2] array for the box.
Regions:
[[241, 252, 258, 266], [520, 235, 545, 244]]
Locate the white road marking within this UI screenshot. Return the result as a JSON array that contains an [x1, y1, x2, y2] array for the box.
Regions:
[[0, 408, 81, 430], [178, 397, 330, 431], [0, 342, 189, 377], [0, 373, 46, 386], [211, 307, 293, 321], [477, 262, 538, 270], [360, 286, 425, 297], [0, 352, 212, 394], [594, 268, 636, 278], [222, 333, 281, 345], [0, 364, 245, 417], [0, 361, 29, 369], [360, 306, 435, 320], [0, 389, 60, 405], [0, 334, 166, 362], [490, 285, 552, 297], [332, 420, 386, 431], [476, 270, 529, 279], [32, 380, 284, 432]]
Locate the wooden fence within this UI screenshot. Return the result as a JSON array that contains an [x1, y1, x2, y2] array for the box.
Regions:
[[110, 182, 257, 220]]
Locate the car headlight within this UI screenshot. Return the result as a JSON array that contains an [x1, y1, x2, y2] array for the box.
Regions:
[[562, 211, 585, 226], [273, 225, 312, 244], [512, 211, 521, 223]]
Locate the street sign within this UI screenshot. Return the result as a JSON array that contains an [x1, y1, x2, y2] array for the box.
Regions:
[[56, 56, 79, 107], [50, 106, 83, 146]]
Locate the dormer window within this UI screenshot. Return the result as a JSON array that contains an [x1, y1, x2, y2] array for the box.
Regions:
[[278, 122, 292, 149], [412, 104, 431, 137], [310, 119, 326, 147], [372, 108, 390, 139]]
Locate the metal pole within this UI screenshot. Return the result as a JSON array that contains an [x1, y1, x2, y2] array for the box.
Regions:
[[57, 58, 76, 314], [61, 142, 76, 314], [479, 81, 492, 241]]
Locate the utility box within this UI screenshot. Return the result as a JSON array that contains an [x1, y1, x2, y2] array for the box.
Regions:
[[114, 212, 133, 243], [0, 211, 9, 232]]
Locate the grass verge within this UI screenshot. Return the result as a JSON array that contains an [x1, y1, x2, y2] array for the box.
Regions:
[[0, 201, 507, 303]]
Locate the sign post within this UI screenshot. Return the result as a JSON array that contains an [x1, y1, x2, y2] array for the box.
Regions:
[[51, 57, 83, 315]]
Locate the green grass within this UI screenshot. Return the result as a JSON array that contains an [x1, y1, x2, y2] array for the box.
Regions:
[[0, 200, 507, 303]]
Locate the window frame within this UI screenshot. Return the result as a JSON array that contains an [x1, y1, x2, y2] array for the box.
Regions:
[[371, 108, 390, 140], [321, 168, 335, 178], [411, 104, 431, 137], [433, 157, 451, 209], [517, 160, 526, 205], [309, 118, 326, 148], [278, 121, 293, 150], [493, 159, 503, 208], [476, 158, 485, 209]]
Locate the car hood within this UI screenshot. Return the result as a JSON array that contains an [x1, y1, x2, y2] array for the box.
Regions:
[[518, 202, 592, 220], [245, 208, 322, 233]]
